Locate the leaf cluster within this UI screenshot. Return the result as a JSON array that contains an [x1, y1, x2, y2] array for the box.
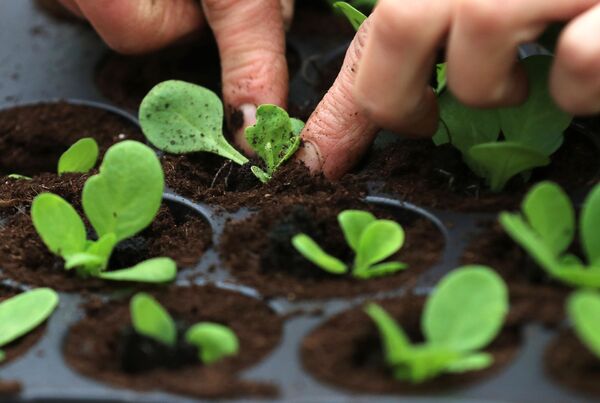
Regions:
[[131, 293, 239, 365], [500, 181, 600, 288], [432, 55, 573, 192], [292, 210, 407, 279], [365, 266, 508, 382], [31, 141, 176, 283]]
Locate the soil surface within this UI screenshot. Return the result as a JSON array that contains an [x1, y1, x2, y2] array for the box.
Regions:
[[0, 173, 211, 291], [545, 330, 600, 396], [462, 220, 568, 327], [64, 285, 282, 399], [220, 194, 444, 300], [0, 102, 143, 177], [301, 296, 521, 394]]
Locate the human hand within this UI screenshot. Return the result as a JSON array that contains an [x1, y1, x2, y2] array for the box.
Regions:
[[58, 0, 294, 152], [299, 0, 600, 179]]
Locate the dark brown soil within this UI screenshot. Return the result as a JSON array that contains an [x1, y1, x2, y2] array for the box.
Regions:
[[0, 173, 211, 291], [545, 330, 600, 396], [64, 285, 282, 399], [301, 296, 521, 394], [359, 127, 600, 212], [0, 102, 143, 177], [219, 195, 444, 300], [462, 220, 568, 327]]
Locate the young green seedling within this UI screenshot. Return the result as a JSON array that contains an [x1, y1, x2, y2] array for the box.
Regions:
[[6, 174, 31, 181], [365, 266, 508, 383], [433, 55, 573, 192], [292, 210, 407, 279], [244, 104, 304, 183], [568, 289, 600, 359], [31, 140, 176, 283], [130, 293, 239, 365], [0, 288, 59, 362], [499, 181, 600, 288], [58, 137, 99, 175]]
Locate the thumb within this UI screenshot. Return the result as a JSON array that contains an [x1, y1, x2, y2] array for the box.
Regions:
[[202, 0, 289, 154], [297, 18, 379, 180]]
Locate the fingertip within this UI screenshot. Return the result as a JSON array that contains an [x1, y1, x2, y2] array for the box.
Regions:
[[231, 104, 257, 155], [296, 140, 324, 175]]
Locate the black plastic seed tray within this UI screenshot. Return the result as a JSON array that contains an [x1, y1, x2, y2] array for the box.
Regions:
[[1, 1, 599, 402]]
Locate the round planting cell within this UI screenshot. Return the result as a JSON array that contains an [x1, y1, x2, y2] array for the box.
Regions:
[[63, 285, 282, 399]]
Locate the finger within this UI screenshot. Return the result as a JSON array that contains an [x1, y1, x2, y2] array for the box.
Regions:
[[551, 3, 600, 115], [352, 0, 451, 136], [57, 0, 83, 17], [73, 0, 204, 54], [202, 0, 288, 154], [281, 0, 295, 30], [297, 18, 379, 180], [447, 0, 598, 108]]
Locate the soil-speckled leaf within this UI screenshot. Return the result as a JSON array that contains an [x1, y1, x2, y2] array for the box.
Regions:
[[581, 183, 600, 265], [423, 266, 508, 352], [292, 234, 347, 274], [338, 210, 376, 252], [58, 137, 99, 175], [0, 288, 59, 347], [364, 303, 411, 365], [569, 290, 600, 358], [139, 80, 248, 165], [334, 1, 367, 30], [82, 141, 163, 242], [522, 181, 574, 256], [99, 257, 177, 283], [185, 322, 239, 364], [355, 220, 404, 271], [31, 193, 86, 258], [130, 292, 176, 346]]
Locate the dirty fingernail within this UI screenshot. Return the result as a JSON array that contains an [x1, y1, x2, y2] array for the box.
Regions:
[[297, 141, 323, 173], [233, 104, 257, 155]]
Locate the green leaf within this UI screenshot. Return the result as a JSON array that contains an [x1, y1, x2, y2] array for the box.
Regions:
[[65, 253, 104, 271], [445, 352, 493, 373], [130, 292, 176, 346], [393, 345, 461, 383], [552, 267, 600, 288], [354, 261, 408, 279], [250, 166, 271, 184], [245, 104, 303, 180], [82, 141, 164, 243], [423, 266, 508, 352], [0, 288, 59, 347], [139, 80, 248, 165], [291, 234, 347, 274], [185, 322, 239, 364], [581, 183, 600, 265], [364, 303, 412, 365], [337, 210, 376, 252], [31, 193, 86, 258], [333, 1, 367, 30], [58, 137, 99, 175], [7, 174, 31, 180], [568, 290, 600, 358], [99, 257, 177, 283], [435, 63, 447, 94], [522, 181, 574, 256], [467, 142, 550, 192], [499, 56, 572, 153], [354, 220, 404, 272]]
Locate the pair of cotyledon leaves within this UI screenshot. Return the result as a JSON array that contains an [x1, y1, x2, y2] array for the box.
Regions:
[[500, 181, 600, 288], [31, 140, 176, 283], [131, 293, 239, 365], [139, 81, 303, 183], [292, 210, 407, 279], [365, 266, 508, 383]]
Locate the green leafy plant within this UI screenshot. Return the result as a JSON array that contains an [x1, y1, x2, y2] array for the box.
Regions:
[[6, 174, 31, 181], [500, 181, 600, 288], [131, 293, 239, 364], [31, 140, 176, 283], [0, 288, 59, 362], [292, 210, 407, 279], [365, 266, 508, 382], [433, 55, 573, 192], [58, 137, 99, 175], [333, 1, 367, 30], [568, 289, 600, 359]]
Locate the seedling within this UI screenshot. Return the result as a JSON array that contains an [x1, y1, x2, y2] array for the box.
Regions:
[[139, 80, 303, 183], [131, 293, 239, 364], [292, 210, 407, 279], [568, 290, 600, 359], [365, 266, 508, 383], [0, 288, 59, 362], [6, 174, 31, 181], [58, 137, 99, 175], [31, 140, 176, 283], [500, 181, 600, 288], [433, 55, 573, 191]]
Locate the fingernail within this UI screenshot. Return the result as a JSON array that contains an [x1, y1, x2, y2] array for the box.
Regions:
[[233, 104, 257, 155], [297, 141, 323, 174], [239, 103, 257, 128]]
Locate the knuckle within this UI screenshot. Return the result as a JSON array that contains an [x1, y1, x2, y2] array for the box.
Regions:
[[456, 0, 508, 34]]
